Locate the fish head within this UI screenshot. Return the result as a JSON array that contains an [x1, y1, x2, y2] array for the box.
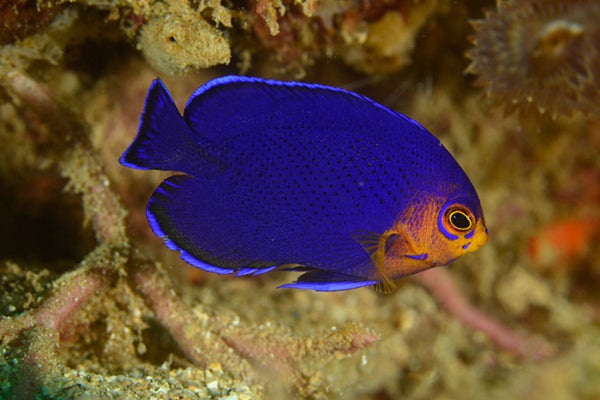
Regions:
[[392, 191, 488, 269], [431, 196, 488, 262]]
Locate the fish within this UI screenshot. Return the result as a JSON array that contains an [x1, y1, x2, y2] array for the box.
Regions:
[[120, 76, 488, 292]]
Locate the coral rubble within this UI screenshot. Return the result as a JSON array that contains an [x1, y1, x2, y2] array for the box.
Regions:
[[0, 0, 450, 77], [2, 0, 600, 399]]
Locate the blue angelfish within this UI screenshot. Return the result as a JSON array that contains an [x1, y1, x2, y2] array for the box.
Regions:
[[121, 76, 488, 292]]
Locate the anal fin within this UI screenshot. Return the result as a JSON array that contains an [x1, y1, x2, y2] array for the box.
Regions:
[[278, 270, 376, 292]]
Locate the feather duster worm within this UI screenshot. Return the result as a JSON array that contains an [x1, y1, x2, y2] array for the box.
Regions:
[[466, 0, 600, 119]]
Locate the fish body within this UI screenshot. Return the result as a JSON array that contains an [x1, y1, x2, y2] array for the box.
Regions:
[[121, 77, 487, 291]]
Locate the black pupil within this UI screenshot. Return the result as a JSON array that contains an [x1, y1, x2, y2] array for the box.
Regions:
[[451, 211, 471, 230]]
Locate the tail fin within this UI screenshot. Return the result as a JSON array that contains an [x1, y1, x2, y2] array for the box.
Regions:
[[120, 79, 201, 173]]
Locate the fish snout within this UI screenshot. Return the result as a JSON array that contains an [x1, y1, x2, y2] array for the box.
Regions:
[[467, 223, 488, 252]]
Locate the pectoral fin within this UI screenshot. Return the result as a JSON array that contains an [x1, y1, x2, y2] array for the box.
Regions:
[[352, 228, 429, 293], [351, 230, 398, 293]]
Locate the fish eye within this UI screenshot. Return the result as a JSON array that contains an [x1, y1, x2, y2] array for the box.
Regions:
[[442, 205, 475, 235], [449, 210, 472, 231]]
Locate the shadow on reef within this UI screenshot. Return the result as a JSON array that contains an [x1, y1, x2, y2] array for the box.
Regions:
[[0, 172, 96, 270]]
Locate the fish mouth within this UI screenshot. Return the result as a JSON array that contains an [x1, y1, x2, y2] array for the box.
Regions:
[[467, 224, 488, 252]]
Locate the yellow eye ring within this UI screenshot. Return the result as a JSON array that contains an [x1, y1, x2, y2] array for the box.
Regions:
[[443, 206, 475, 234], [449, 210, 472, 231]]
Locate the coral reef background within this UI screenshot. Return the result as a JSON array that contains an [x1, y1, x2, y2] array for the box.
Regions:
[[1, 0, 600, 399]]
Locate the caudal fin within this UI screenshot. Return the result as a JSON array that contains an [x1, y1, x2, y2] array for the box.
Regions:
[[120, 79, 202, 173]]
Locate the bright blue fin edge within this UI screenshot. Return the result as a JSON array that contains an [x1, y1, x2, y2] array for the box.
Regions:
[[146, 186, 279, 276], [147, 194, 374, 289], [278, 270, 377, 292], [182, 75, 428, 133], [146, 187, 230, 275], [236, 266, 278, 276], [278, 280, 376, 292], [146, 173, 376, 289], [148, 205, 280, 276]]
